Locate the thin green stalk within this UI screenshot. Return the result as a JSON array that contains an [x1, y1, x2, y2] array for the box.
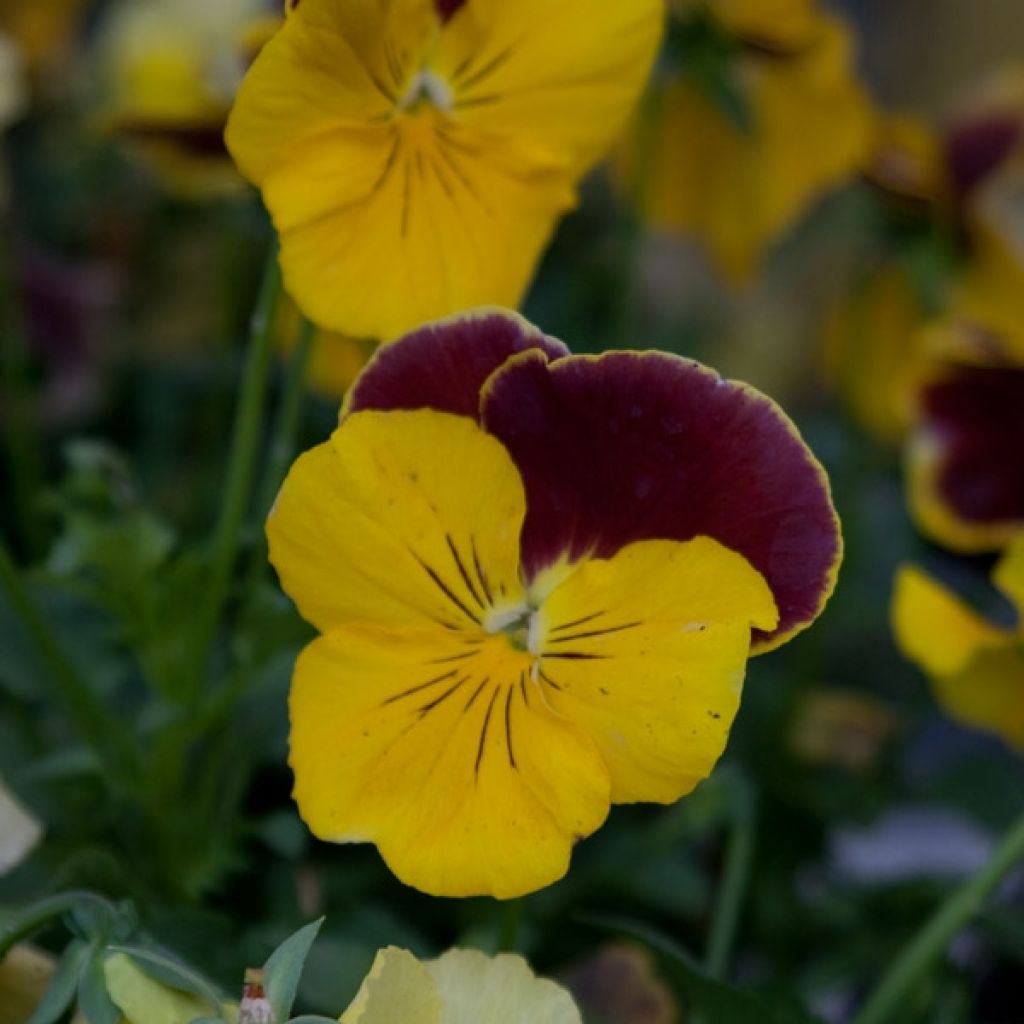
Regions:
[[499, 898, 523, 953], [0, 891, 121, 959], [704, 783, 756, 980], [0, 216, 46, 558], [0, 541, 138, 780], [853, 809, 1024, 1024], [189, 244, 282, 696], [252, 317, 315, 543]]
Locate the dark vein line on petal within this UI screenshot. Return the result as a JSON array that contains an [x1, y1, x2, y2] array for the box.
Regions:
[[457, 45, 513, 90], [549, 621, 642, 644], [382, 669, 458, 705], [550, 611, 607, 633], [419, 675, 469, 714], [446, 534, 486, 610], [504, 685, 517, 769], [369, 135, 401, 197], [475, 689, 500, 778], [543, 651, 609, 661], [538, 668, 562, 691], [464, 676, 489, 710], [427, 649, 478, 664], [413, 553, 482, 624], [454, 92, 503, 110], [400, 160, 412, 237], [470, 537, 494, 605], [519, 671, 529, 706]]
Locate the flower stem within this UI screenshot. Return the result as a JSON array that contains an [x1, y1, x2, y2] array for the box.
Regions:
[[252, 316, 315, 548], [0, 540, 138, 780], [853, 809, 1024, 1024], [189, 243, 282, 696], [704, 781, 756, 980]]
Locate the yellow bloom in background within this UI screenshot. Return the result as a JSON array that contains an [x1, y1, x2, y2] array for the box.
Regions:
[[0, 0, 85, 73], [340, 946, 580, 1024], [619, 0, 871, 283], [97, 0, 278, 196], [103, 953, 237, 1024], [893, 534, 1024, 751], [226, 0, 664, 340]]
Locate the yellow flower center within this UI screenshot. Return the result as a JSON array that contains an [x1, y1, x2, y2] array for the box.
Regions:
[[484, 604, 543, 655], [398, 68, 453, 115]]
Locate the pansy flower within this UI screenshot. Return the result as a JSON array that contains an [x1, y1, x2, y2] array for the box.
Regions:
[[0, 32, 26, 136], [617, 0, 871, 283], [268, 311, 841, 897], [341, 946, 580, 1024], [893, 534, 1024, 750], [225, 0, 664, 340], [906, 321, 1024, 553], [97, 0, 278, 196]]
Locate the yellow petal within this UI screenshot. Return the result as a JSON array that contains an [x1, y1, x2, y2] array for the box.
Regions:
[[930, 645, 1024, 752], [268, 410, 526, 634], [993, 532, 1024, 624], [704, 0, 819, 48], [892, 565, 1009, 678], [340, 947, 443, 1024], [103, 953, 235, 1024], [622, 11, 870, 282], [290, 626, 610, 898], [427, 948, 582, 1024], [533, 538, 778, 805], [431, 0, 664, 172]]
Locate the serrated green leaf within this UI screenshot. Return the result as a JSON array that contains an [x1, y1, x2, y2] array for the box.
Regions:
[[263, 918, 325, 1023], [109, 944, 226, 1012], [26, 939, 91, 1024], [78, 952, 121, 1024]]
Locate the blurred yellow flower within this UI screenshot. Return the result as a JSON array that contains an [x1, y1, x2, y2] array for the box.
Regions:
[[0, 0, 85, 72], [97, 0, 278, 196], [341, 946, 580, 1024], [893, 534, 1024, 751], [226, 0, 664, 339], [788, 688, 898, 771], [103, 953, 238, 1024], [619, 0, 871, 283]]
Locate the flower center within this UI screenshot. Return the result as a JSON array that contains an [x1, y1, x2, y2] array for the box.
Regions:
[[483, 605, 543, 656], [398, 69, 453, 114]]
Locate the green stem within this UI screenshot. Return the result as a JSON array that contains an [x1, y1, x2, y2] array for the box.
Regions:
[[853, 809, 1024, 1024], [189, 244, 282, 697], [499, 898, 523, 953], [704, 783, 756, 980], [253, 317, 315, 539], [0, 540, 138, 780], [0, 214, 46, 558], [0, 891, 120, 960]]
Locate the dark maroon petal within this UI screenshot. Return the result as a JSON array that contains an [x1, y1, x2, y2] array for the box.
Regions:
[[921, 361, 1024, 526], [945, 113, 1022, 201], [348, 309, 569, 421], [436, 0, 467, 22], [481, 351, 842, 651]]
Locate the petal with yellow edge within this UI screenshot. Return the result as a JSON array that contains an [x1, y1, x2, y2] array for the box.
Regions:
[[290, 627, 610, 899], [268, 410, 526, 634], [341, 946, 443, 1024], [533, 539, 777, 805]]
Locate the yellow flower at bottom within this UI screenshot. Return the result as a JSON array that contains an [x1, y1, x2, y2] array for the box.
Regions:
[[103, 954, 237, 1024], [341, 947, 580, 1024], [893, 534, 1024, 750]]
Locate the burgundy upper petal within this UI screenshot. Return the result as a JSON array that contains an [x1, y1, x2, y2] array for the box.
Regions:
[[920, 361, 1024, 528], [436, 0, 467, 22], [348, 309, 569, 421], [945, 113, 1022, 202], [481, 351, 842, 651]]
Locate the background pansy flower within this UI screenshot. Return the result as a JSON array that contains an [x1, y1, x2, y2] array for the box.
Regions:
[[269, 310, 841, 898], [617, 0, 871, 283], [905, 321, 1024, 553], [225, 0, 664, 340], [340, 946, 580, 1024], [0, 778, 42, 877], [97, 0, 279, 196], [0, 32, 26, 135], [893, 534, 1024, 751]]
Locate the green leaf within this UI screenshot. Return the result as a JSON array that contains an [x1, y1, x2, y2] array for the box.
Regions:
[[287, 1017, 341, 1023], [263, 918, 325, 1023], [579, 913, 823, 1024], [26, 939, 91, 1024], [108, 944, 226, 1012], [78, 951, 121, 1024]]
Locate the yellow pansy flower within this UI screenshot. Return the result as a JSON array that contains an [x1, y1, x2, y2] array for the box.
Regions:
[[0, 0, 85, 72], [0, 33, 26, 134], [97, 0, 277, 196], [341, 946, 580, 1024], [893, 534, 1024, 751], [271, 311, 841, 898], [619, 0, 871, 283], [226, 0, 664, 340], [103, 953, 238, 1024]]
